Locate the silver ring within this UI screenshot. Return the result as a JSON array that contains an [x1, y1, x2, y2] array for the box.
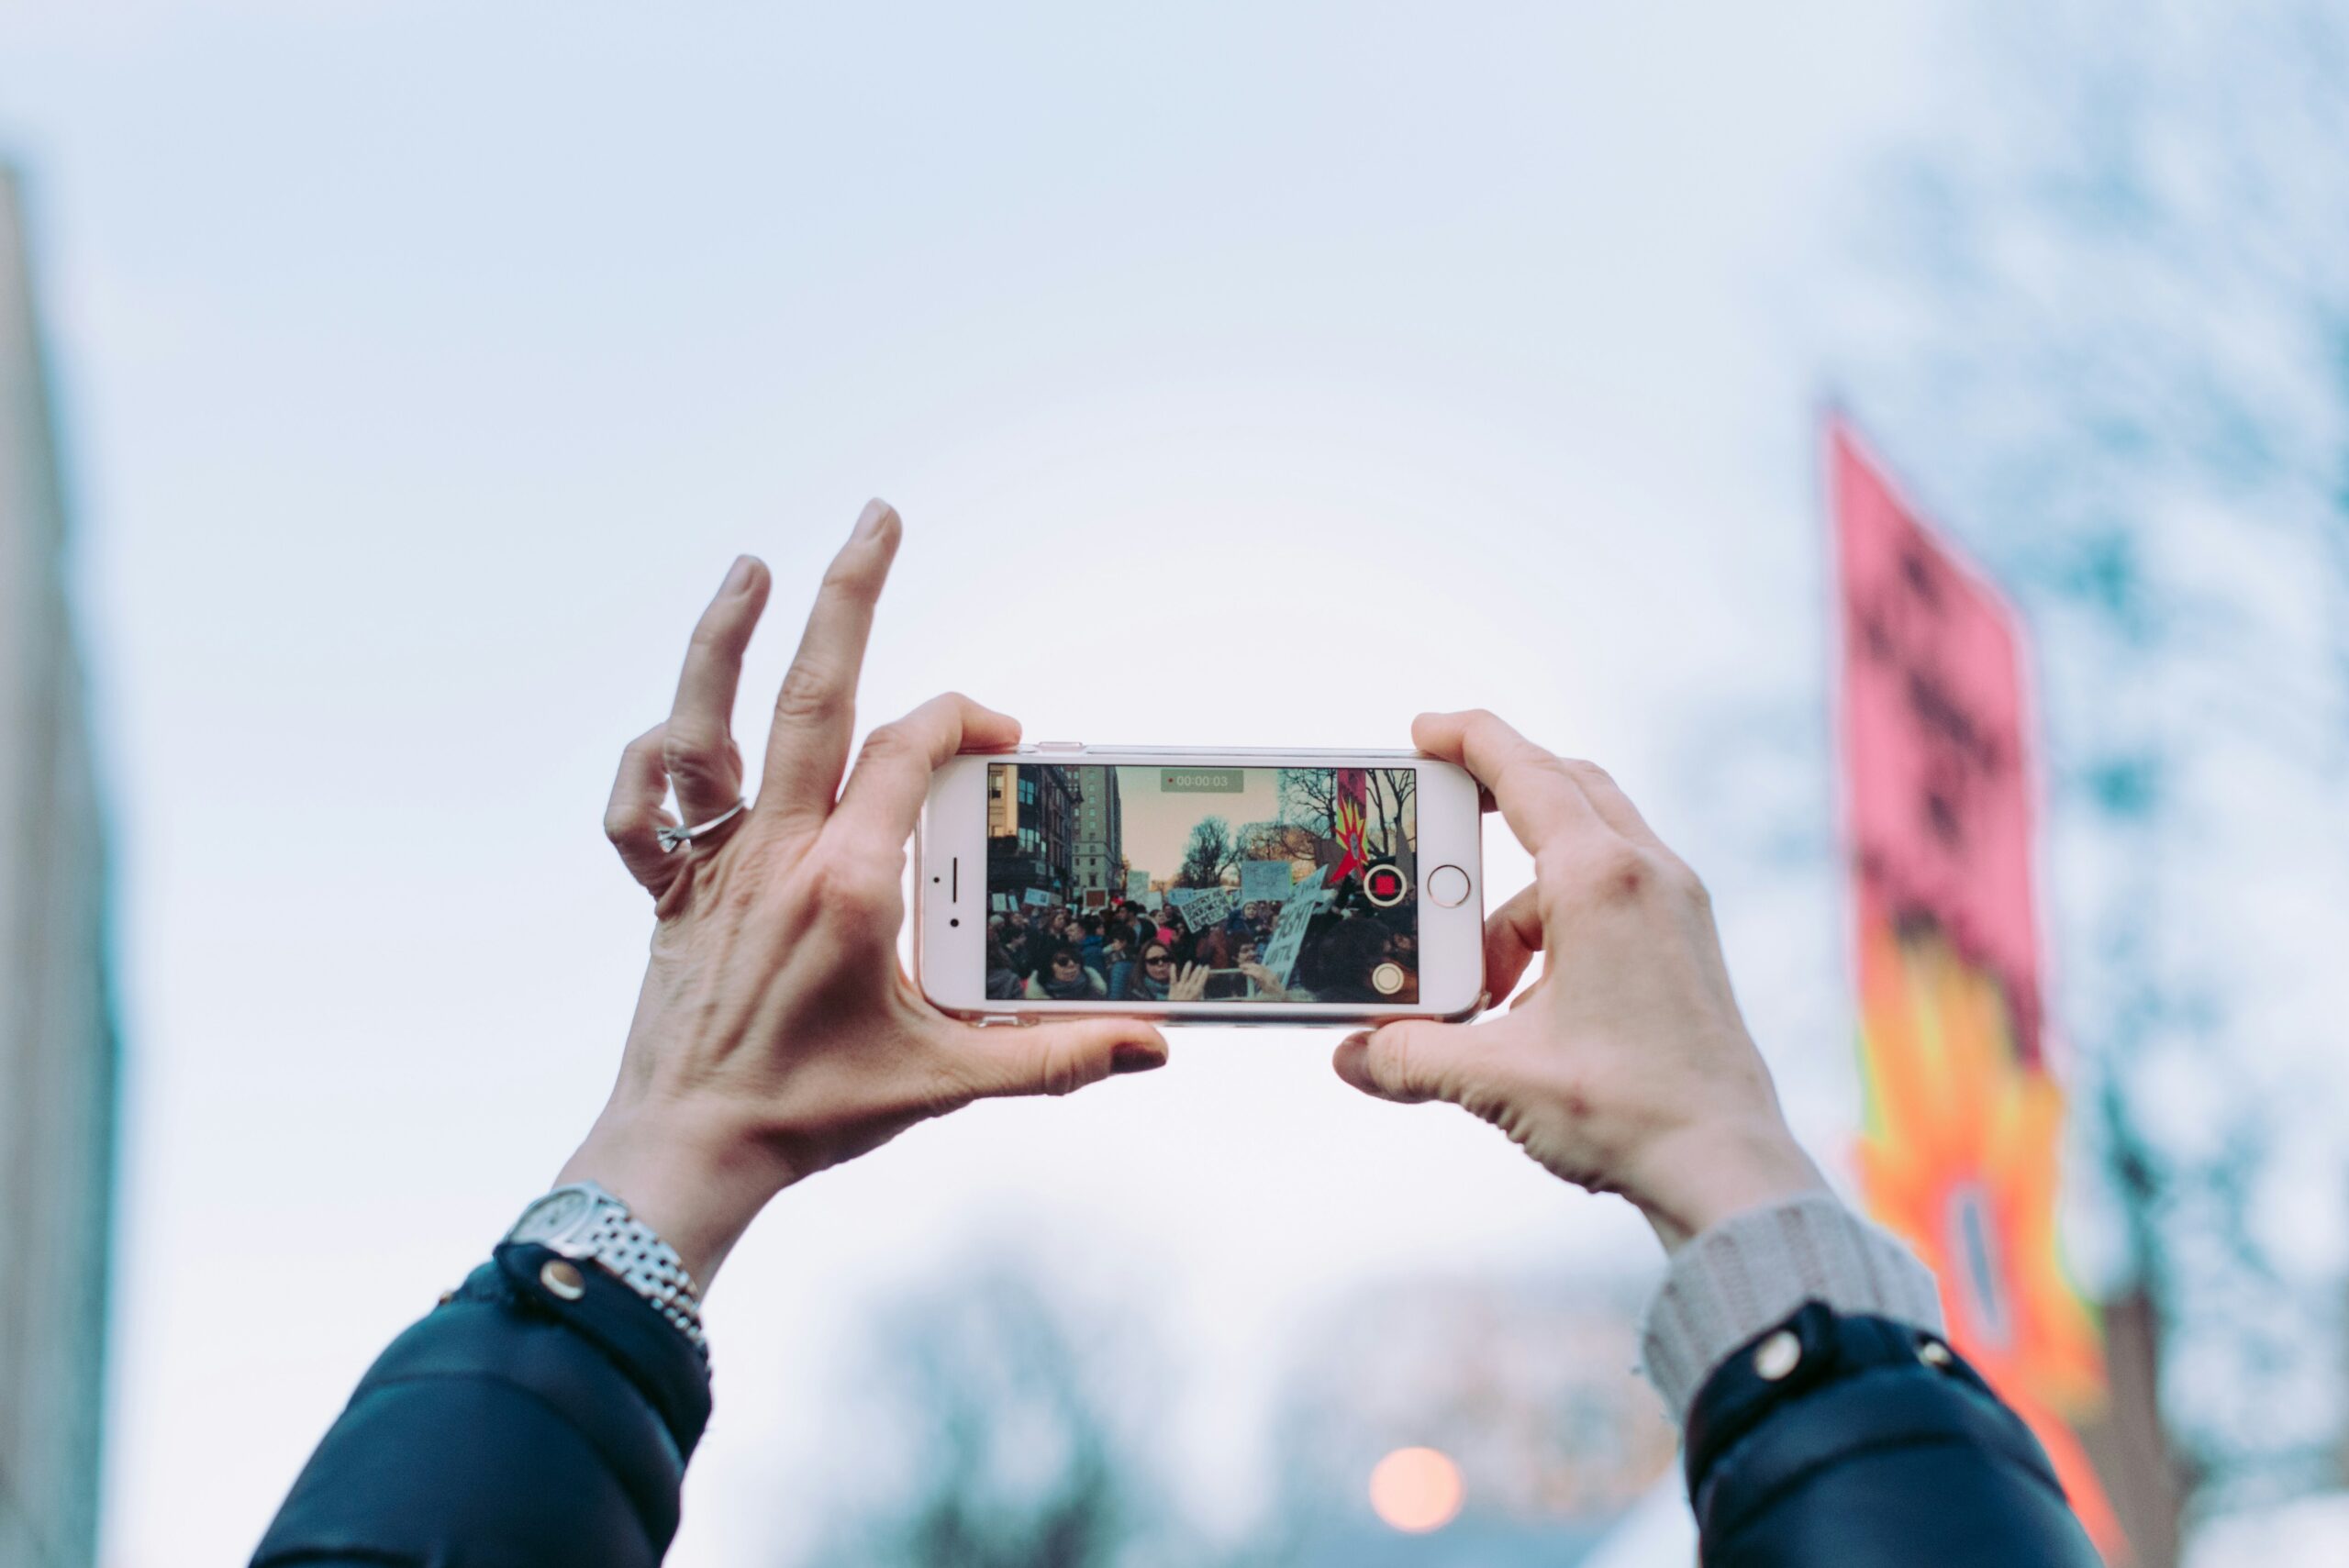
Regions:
[[657, 797, 748, 853]]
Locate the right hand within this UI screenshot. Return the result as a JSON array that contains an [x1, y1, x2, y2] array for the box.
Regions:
[[1235, 961, 1289, 1001], [1332, 710, 1828, 1252], [564, 503, 1169, 1285], [1168, 962, 1212, 1003]]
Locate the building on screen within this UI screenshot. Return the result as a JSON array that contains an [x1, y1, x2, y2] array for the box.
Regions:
[[1067, 766, 1123, 904], [987, 763, 1075, 907]]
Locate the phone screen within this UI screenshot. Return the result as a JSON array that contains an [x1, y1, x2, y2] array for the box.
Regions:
[[983, 762, 1420, 1005]]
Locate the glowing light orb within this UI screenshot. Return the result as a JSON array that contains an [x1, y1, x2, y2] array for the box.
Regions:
[[1367, 1446, 1464, 1533]]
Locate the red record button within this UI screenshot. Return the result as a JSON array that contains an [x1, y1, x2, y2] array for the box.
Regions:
[[1364, 865, 1409, 907]]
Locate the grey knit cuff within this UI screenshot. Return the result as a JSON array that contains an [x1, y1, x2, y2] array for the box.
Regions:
[[1639, 1192, 1944, 1428]]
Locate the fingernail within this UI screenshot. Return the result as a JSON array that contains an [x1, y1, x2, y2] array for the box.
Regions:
[[853, 498, 896, 541], [1109, 1042, 1167, 1075], [723, 554, 754, 594]]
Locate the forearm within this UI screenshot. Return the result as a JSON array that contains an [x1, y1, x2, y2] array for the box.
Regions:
[[251, 1245, 711, 1568]]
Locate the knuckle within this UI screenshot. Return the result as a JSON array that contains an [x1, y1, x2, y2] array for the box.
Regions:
[[821, 552, 884, 596], [1559, 756, 1615, 789], [662, 723, 725, 772], [1544, 841, 1657, 904], [1475, 712, 1538, 757], [857, 720, 917, 766], [807, 852, 894, 921], [1596, 844, 1658, 902], [1035, 1037, 1092, 1098], [603, 806, 644, 845], [1543, 1067, 1601, 1138], [1497, 748, 1565, 793], [774, 662, 846, 726]]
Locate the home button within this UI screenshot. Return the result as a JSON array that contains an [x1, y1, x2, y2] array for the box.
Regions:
[[1428, 864, 1471, 907]]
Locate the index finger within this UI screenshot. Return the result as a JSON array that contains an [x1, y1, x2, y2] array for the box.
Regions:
[[757, 500, 901, 830], [828, 691, 1022, 856], [1411, 709, 1610, 857]]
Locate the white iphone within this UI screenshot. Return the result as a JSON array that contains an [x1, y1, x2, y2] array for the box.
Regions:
[[917, 746, 1486, 1024]]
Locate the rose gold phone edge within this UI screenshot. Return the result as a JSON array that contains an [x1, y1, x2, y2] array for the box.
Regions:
[[915, 746, 1486, 1027]]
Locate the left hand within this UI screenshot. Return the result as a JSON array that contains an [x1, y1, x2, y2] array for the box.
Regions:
[[562, 502, 1170, 1285]]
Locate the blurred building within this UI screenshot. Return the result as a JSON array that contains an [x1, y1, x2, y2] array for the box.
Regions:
[[1269, 1274, 1674, 1566], [1067, 766, 1121, 905], [0, 164, 117, 1568]]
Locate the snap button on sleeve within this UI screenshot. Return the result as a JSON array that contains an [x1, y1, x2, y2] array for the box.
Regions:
[[1753, 1329, 1803, 1381], [540, 1259, 588, 1301]]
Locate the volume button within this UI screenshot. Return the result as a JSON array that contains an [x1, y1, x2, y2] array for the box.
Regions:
[[1036, 740, 1085, 751]]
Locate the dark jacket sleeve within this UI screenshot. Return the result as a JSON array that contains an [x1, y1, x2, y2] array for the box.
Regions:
[[251, 1242, 712, 1568], [1686, 1302, 2101, 1567]]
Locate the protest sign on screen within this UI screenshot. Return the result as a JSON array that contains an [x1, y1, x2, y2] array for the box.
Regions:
[[1239, 860, 1295, 903]]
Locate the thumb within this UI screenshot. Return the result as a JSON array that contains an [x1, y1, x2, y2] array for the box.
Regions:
[[963, 1017, 1170, 1100], [1332, 1019, 1493, 1106]]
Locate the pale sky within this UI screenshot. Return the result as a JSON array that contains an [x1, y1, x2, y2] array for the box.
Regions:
[[0, 4, 1963, 1563], [1113, 766, 1280, 885]]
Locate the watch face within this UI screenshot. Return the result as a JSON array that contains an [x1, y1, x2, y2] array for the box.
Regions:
[[512, 1188, 593, 1244]]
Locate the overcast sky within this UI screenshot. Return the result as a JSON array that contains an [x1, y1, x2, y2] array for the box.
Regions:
[[1, 5, 1955, 1563], [1115, 766, 1279, 884]]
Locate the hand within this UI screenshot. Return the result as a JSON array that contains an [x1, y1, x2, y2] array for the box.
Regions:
[[1236, 961, 1288, 1001], [1331, 710, 1827, 1251], [562, 502, 1170, 1285], [1167, 962, 1213, 1002]]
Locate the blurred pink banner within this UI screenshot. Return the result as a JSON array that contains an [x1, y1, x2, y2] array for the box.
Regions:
[[1832, 418, 2044, 1064]]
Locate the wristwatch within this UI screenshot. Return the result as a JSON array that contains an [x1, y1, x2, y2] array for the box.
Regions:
[[505, 1181, 708, 1358]]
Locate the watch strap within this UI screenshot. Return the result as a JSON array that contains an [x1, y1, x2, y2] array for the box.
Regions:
[[508, 1183, 709, 1360], [562, 1202, 708, 1358]]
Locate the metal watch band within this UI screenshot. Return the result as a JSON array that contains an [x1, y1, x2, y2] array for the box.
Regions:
[[563, 1201, 709, 1357], [506, 1183, 709, 1359]]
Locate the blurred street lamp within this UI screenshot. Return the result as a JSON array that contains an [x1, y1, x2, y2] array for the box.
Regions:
[[1368, 1446, 1464, 1534]]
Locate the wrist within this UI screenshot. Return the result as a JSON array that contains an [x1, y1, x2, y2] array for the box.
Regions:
[[1621, 1114, 1829, 1254], [557, 1104, 785, 1286]]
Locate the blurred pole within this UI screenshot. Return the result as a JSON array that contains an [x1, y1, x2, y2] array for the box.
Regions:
[[2084, 1287, 2184, 1568], [0, 162, 117, 1568]]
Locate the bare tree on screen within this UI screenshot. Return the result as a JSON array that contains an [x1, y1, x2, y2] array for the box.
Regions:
[[1275, 769, 1337, 837], [1174, 817, 1239, 889]]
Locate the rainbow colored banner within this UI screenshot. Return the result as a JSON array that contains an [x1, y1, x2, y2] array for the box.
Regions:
[[1831, 419, 2121, 1558]]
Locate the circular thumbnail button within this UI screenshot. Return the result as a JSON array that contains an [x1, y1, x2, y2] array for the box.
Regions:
[[1428, 864, 1471, 907], [1371, 961, 1407, 995], [1363, 864, 1409, 908]]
